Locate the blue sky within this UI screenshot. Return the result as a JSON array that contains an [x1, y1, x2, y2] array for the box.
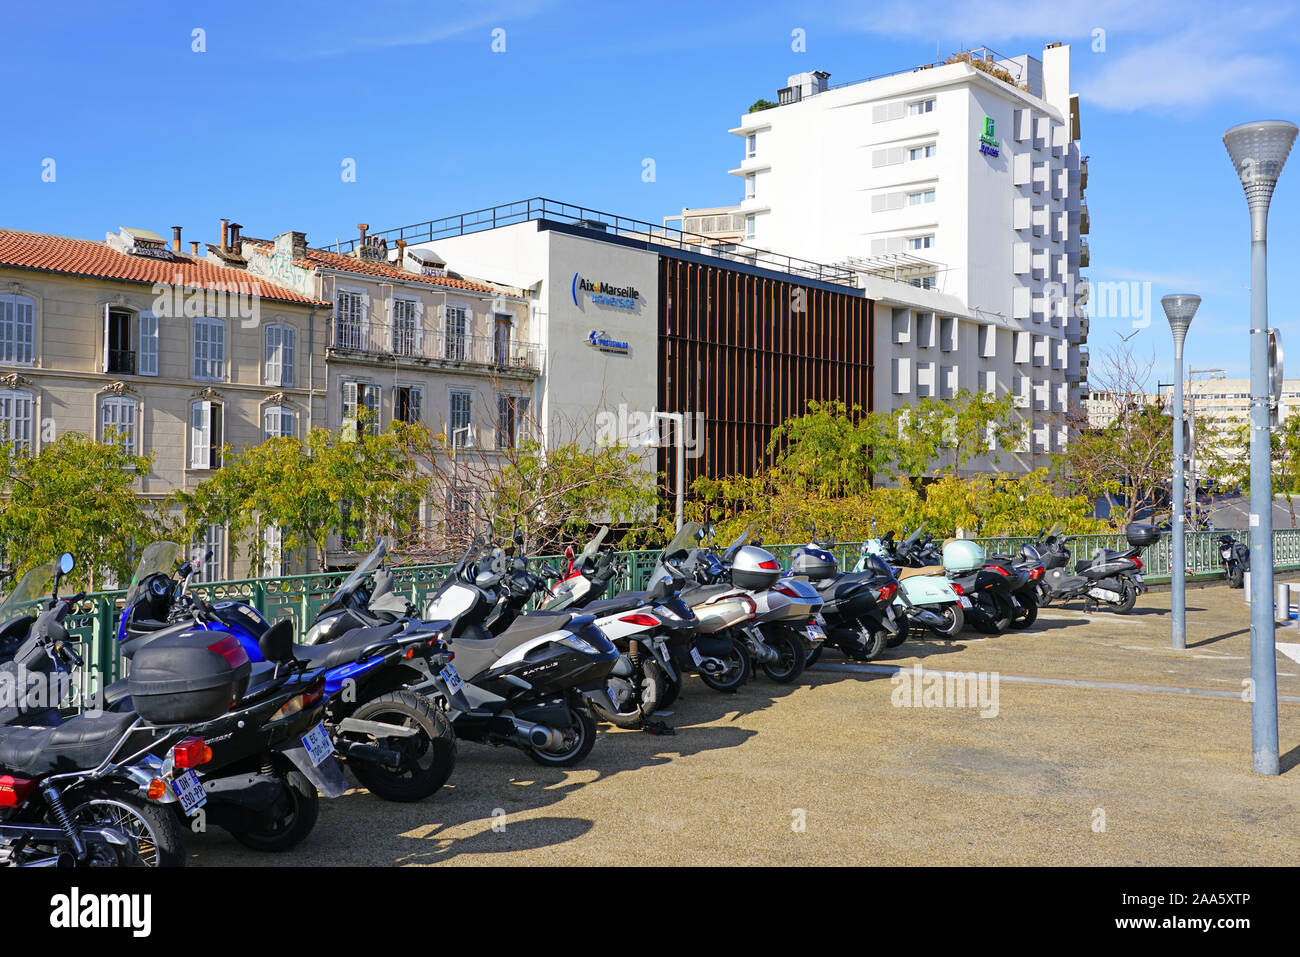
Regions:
[[3, 0, 1298, 382]]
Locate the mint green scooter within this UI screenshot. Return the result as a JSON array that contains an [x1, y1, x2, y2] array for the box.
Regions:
[[856, 525, 967, 639]]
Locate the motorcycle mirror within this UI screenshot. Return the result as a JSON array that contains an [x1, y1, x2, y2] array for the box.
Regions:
[[58, 552, 75, 577]]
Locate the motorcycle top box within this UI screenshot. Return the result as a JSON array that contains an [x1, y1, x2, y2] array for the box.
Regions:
[[789, 545, 837, 581], [942, 539, 986, 574], [1125, 523, 1160, 547], [731, 544, 783, 591], [126, 630, 252, 723]]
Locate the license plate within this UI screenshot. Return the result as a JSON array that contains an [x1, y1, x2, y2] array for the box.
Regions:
[[805, 624, 826, 643], [689, 646, 704, 666], [1134, 574, 1145, 584], [958, 596, 972, 609], [439, 663, 464, 695], [301, 722, 334, 768], [885, 605, 896, 622], [171, 769, 206, 816]]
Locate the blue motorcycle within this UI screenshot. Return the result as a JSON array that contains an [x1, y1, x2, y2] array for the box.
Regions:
[[114, 541, 466, 803]]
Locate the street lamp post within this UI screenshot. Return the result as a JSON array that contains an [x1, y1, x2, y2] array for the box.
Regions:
[[1163, 294, 1200, 651], [1223, 119, 1297, 776]]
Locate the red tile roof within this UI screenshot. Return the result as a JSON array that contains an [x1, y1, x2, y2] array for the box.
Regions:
[[242, 237, 500, 294], [0, 229, 329, 307]]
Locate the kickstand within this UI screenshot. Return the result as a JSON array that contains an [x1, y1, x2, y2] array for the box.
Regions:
[[642, 719, 675, 735]]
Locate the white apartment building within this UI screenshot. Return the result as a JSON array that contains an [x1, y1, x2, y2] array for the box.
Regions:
[[1158, 378, 1300, 476], [724, 44, 1089, 470]]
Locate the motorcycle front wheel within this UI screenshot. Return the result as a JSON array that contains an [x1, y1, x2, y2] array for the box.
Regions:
[[840, 624, 889, 661]]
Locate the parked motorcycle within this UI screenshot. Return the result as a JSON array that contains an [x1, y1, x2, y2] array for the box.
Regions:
[[417, 536, 619, 766], [1219, 533, 1248, 588], [1038, 524, 1159, 613], [115, 541, 460, 804], [940, 539, 1023, 634], [859, 525, 967, 639], [787, 533, 901, 663]]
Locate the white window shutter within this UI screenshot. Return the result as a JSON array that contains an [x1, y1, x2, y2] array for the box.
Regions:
[[191, 401, 210, 468], [282, 327, 294, 387], [264, 325, 277, 385], [102, 303, 111, 373], [139, 311, 158, 376]]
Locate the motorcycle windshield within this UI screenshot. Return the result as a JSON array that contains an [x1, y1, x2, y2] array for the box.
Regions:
[[576, 526, 609, 567], [722, 524, 755, 562], [661, 522, 702, 561], [123, 542, 187, 608], [324, 540, 388, 609], [902, 521, 928, 548], [0, 560, 59, 619]]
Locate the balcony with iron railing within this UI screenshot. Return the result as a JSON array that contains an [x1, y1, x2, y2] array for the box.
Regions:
[[330, 319, 544, 375], [106, 349, 136, 375]]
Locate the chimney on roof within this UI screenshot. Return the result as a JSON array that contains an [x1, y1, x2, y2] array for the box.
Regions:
[[229, 222, 242, 249], [190, 241, 200, 256], [172, 226, 182, 252], [220, 218, 229, 252], [358, 223, 369, 246]]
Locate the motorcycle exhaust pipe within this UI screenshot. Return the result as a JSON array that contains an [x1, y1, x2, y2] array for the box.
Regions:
[[909, 608, 945, 628], [745, 629, 780, 664], [507, 717, 564, 751]]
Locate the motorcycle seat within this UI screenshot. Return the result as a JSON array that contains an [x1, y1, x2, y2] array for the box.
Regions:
[[680, 583, 735, 602], [582, 595, 648, 616], [292, 622, 406, 671], [0, 710, 140, 776], [451, 611, 576, 681], [898, 565, 945, 580]]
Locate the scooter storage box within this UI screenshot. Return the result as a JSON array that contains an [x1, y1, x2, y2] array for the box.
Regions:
[[731, 545, 782, 591], [942, 539, 987, 574], [127, 630, 251, 724], [790, 546, 837, 581], [1125, 523, 1159, 547]]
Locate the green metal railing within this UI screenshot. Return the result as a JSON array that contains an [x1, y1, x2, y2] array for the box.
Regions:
[[28, 529, 1300, 707]]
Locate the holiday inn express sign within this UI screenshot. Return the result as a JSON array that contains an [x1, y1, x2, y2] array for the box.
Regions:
[[979, 117, 1001, 158]]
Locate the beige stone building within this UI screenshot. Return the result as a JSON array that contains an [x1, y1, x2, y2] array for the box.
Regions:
[[0, 225, 329, 581]]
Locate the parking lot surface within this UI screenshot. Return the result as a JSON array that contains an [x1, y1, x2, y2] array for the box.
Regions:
[[190, 581, 1300, 866]]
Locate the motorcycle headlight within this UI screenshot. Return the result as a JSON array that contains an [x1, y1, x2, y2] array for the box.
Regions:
[[558, 634, 599, 655]]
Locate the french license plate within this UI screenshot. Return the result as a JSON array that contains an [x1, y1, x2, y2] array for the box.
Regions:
[[1134, 574, 1145, 585], [958, 596, 973, 609], [171, 769, 206, 816], [301, 722, 334, 768], [439, 663, 465, 695], [689, 646, 704, 666], [805, 624, 826, 643]]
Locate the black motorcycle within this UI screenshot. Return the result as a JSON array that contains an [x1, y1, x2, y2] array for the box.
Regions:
[[1219, 533, 1248, 588]]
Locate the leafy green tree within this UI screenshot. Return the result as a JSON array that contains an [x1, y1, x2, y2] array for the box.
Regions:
[[174, 422, 423, 574], [0, 433, 163, 590]]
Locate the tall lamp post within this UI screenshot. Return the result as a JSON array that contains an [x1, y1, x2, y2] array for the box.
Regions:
[[1163, 294, 1200, 651], [1223, 119, 1297, 776]]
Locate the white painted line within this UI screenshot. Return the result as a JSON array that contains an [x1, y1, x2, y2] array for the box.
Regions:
[[812, 662, 1300, 704]]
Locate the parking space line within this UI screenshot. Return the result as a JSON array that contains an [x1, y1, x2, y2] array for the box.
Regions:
[[812, 662, 1300, 703]]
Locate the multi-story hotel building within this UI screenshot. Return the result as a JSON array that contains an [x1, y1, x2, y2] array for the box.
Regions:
[[717, 43, 1090, 470]]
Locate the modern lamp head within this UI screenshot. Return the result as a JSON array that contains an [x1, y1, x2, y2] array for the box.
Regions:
[[1224, 120, 1297, 235], [1162, 294, 1200, 360]]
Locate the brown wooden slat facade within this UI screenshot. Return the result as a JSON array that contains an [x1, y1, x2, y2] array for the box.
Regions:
[[657, 256, 874, 493]]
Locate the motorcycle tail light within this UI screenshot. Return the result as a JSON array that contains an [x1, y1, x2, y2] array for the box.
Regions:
[[989, 565, 1009, 577], [1132, 558, 1143, 571], [1030, 566, 1044, 580], [619, 613, 661, 628], [206, 635, 250, 668], [172, 736, 213, 769], [950, 582, 965, 596], [877, 583, 898, 602], [273, 677, 327, 720], [758, 559, 781, 570], [773, 582, 799, 597]]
